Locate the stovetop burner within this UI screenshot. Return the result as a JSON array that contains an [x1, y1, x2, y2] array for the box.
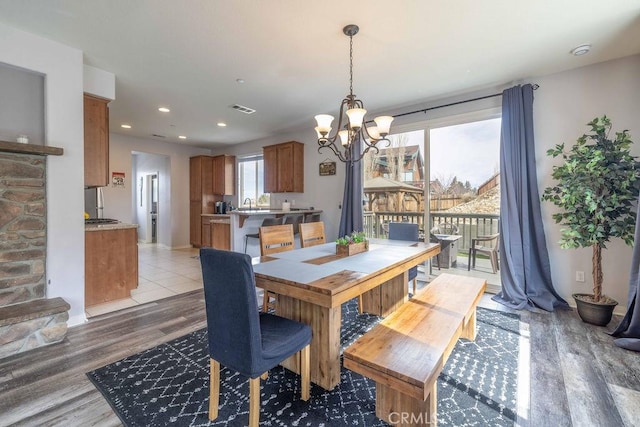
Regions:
[[85, 218, 119, 224]]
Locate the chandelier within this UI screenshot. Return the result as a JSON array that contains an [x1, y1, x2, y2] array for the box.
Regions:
[[314, 24, 394, 164]]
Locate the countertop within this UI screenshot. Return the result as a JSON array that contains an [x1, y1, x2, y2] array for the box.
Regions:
[[85, 223, 139, 232], [230, 209, 323, 228], [229, 209, 322, 216]]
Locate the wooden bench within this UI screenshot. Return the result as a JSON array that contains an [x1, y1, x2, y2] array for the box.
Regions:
[[343, 273, 486, 426]]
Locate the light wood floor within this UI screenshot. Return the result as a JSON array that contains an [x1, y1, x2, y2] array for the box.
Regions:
[[2, 256, 639, 426]]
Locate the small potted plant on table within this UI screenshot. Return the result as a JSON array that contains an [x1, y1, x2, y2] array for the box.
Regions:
[[336, 231, 369, 256], [542, 116, 640, 326]]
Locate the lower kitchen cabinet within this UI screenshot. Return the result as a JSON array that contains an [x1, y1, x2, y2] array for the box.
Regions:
[[201, 216, 212, 248], [85, 226, 138, 307], [211, 221, 231, 250]]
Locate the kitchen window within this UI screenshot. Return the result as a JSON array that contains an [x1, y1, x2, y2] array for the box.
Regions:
[[238, 155, 270, 208]]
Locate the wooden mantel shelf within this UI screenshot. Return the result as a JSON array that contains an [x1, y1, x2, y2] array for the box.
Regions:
[[0, 140, 64, 156]]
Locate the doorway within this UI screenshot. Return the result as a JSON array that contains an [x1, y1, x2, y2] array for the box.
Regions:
[[137, 172, 159, 244], [427, 116, 501, 291], [133, 151, 169, 246], [148, 173, 158, 243]]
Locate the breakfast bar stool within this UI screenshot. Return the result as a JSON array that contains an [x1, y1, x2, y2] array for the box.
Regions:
[[244, 217, 282, 253], [284, 214, 304, 235]]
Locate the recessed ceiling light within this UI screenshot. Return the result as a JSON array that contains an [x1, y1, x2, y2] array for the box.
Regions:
[[570, 44, 591, 56], [178, 135, 187, 139], [217, 122, 227, 127], [158, 107, 170, 112], [121, 124, 132, 129]]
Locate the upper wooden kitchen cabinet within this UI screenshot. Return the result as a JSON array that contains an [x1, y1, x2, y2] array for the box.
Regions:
[[84, 94, 110, 187], [263, 141, 304, 193], [189, 156, 214, 247], [212, 155, 236, 196]]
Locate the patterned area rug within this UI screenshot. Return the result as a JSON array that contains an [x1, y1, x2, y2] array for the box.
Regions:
[[87, 299, 520, 426]]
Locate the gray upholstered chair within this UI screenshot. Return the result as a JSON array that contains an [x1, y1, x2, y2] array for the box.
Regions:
[[388, 222, 419, 295], [200, 248, 311, 427]]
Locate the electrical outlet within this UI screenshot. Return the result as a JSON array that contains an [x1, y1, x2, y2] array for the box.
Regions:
[[576, 271, 585, 282]]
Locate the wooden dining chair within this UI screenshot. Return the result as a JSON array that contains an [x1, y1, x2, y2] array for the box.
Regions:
[[259, 224, 295, 310], [299, 221, 326, 248], [199, 248, 311, 427], [259, 224, 295, 255]]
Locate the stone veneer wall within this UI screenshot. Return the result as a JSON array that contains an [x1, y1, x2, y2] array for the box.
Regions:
[[0, 150, 69, 358], [0, 151, 46, 305]]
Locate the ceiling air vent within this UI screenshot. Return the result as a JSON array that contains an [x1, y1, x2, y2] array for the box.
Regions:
[[151, 134, 166, 138], [230, 104, 256, 114]]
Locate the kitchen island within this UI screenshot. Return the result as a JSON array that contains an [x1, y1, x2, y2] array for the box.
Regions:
[[85, 223, 138, 307], [228, 209, 323, 256]]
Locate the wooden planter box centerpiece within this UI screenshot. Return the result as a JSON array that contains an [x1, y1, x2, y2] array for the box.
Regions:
[[336, 232, 369, 256]]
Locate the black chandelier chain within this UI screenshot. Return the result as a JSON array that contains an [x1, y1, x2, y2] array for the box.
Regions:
[[349, 33, 354, 98]]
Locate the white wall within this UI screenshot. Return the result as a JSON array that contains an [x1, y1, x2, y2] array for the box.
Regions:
[[211, 134, 346, 242], [0, 62, 45, 144], [106, 133, 210, 249], [83, 64, 115, 101], [535, 54, 640, 311], [0, 23, 85, 324]]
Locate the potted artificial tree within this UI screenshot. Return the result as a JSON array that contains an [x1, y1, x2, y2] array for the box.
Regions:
[[542, 116, 640, 326]]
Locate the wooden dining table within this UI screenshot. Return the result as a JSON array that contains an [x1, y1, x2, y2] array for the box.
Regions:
[[252, 239, 440, 390]]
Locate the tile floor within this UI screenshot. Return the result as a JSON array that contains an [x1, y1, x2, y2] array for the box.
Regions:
[[85, 243, 203, 317]]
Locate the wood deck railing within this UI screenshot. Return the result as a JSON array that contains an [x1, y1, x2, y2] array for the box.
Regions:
[[363, 211, 500, 251]]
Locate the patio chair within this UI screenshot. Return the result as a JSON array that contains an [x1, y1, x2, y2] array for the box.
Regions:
[[199, 248, 311, 426], [468, 233, 500, 274]]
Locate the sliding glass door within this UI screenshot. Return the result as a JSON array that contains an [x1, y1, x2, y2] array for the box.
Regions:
[[362, 130, 425, 238], [362, 110, 502, 290], [428, 115, 501, 290]]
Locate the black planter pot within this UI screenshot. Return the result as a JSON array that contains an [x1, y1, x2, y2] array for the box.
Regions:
[[572, 293, 618, 326]]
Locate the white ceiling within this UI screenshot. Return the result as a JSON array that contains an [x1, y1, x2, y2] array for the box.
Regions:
[[0, 1, 639, 149]]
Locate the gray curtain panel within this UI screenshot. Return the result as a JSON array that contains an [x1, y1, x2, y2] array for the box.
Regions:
[[611, 192, 640, 351], [338, 139, 364, 237], [492, 84, 569, 311]]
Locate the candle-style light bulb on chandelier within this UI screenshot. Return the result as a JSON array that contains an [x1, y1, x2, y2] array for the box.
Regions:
[[315, 24, 394, 164]]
